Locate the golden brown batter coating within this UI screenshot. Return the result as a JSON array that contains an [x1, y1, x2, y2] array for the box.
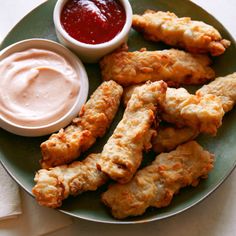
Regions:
[[123, 85, 224, 135], [123, 84, 140, 107], [197, 72, 236, 112], [152, 126, 199, 154], [132, 10, 230, 56], [98, 81, 167, 184], [40, 81, 123, 169], [160, 88, 224, 135], [124, 87, 198, 153], [155, 73, 236, 153], [102, 141, 214, 219], [100, 45, 215, 87], [32, 154, 108, 208]]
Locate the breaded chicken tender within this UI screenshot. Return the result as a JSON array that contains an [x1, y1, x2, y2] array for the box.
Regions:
[[100, 45, 215, 87], [132, 10, 230, 56], [123, 86, 200, 153], [98, 81, 167, 184], [102, 141, 214, 219], [123, 85, 224, 135], [124, 86, 199, 152], [32, 154, 108, 208], [123, 84, 141, 107], [124, 73, 236, 154], [152, 126, 199, 153], [40, 81, 123, 169], [161, 88, 224, 135], [197, 72, 236, 112]]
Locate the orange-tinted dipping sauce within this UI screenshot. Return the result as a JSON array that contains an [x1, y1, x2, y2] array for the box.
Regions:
[[61, 0, 126, 44], [0, 49, 80, 127]]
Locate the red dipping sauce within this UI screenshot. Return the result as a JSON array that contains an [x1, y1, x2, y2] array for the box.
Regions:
[[61, 0, 126, 44]]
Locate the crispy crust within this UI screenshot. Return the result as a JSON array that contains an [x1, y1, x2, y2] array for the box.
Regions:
[[100, 46, 215, 87], [123, 85, 224, 135], [32, 154, 108, 208], [196, 72, 236, 112], [40, 81, 123, 168], [123, 84, 141, 107], [102, 141, 214, 219], [132, 10, 230, 56], [152, 126, 199, 153], [152, 72, 236, 151], [98, 81, 167, 184], [160, 88, 225, 135]]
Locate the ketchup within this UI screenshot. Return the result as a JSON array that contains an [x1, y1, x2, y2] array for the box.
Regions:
[[61, 0, 126, 44]]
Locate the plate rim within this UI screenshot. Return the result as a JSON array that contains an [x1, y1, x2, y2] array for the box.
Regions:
[[0, 0, 236, 224]]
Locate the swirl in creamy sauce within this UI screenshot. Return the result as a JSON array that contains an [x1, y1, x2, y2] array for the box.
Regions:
[[0, 48, 80, 127]]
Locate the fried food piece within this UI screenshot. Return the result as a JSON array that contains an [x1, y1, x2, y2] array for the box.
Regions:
[[98, 81, 167, 184], [102, 141, 214, 219], [32, 154, 108, 208], [132, 10, 230, 56], [124, 74, 236, 153], [40, 81, 123, 169], [124, 87, 199, 152], [153, 72, 236, 151], [123, 85, 224, 135], [152, 126, 199, 154], [100, 45, 215, 87], [123, 84, 140, 107], [197, 72, 236, 112], [161, 87, 224, 135]]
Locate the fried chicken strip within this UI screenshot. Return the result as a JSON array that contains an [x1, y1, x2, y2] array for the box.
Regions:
[[40, 81, 123, 169], [123, 84, 140, 107], [98, 81, 167, 184], [196, 72, 236, 112], [32, 153, 108, 208], [152, 126, 199, 154], [132, 10, 230, 56], [102, 141, 214, 219], [153, 73, 236, 151], [125, 73, 236, 153], [161, 87, 224, 135], [123, 85, 224, 135], [100, 45, 215, 87], [124, 86, 199, 153]]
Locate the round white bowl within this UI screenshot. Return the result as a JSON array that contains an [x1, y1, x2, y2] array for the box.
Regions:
[[0, 38, 89, 137], [53, 0, 133, 63]]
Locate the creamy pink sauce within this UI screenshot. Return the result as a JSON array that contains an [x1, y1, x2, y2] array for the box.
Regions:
[[0, 48, 80, 127]]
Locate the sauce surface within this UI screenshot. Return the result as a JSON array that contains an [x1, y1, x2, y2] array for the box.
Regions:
[[61, 0, 126, 44], [0, 49, 80, 127]]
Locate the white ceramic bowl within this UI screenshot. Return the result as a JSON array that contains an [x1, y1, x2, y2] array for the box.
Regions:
[[0, 39, 89, 137], [53, 0, 133, 63]]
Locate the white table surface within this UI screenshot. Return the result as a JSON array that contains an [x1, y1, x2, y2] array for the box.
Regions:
[[0, 0, 235, 235]]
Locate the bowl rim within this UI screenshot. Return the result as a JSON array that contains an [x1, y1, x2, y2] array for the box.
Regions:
[[53, 0, 133, 49], [0, 38, 89, 137]]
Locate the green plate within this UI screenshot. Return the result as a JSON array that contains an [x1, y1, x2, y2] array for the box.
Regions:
[[0, 0, 236, 224]]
